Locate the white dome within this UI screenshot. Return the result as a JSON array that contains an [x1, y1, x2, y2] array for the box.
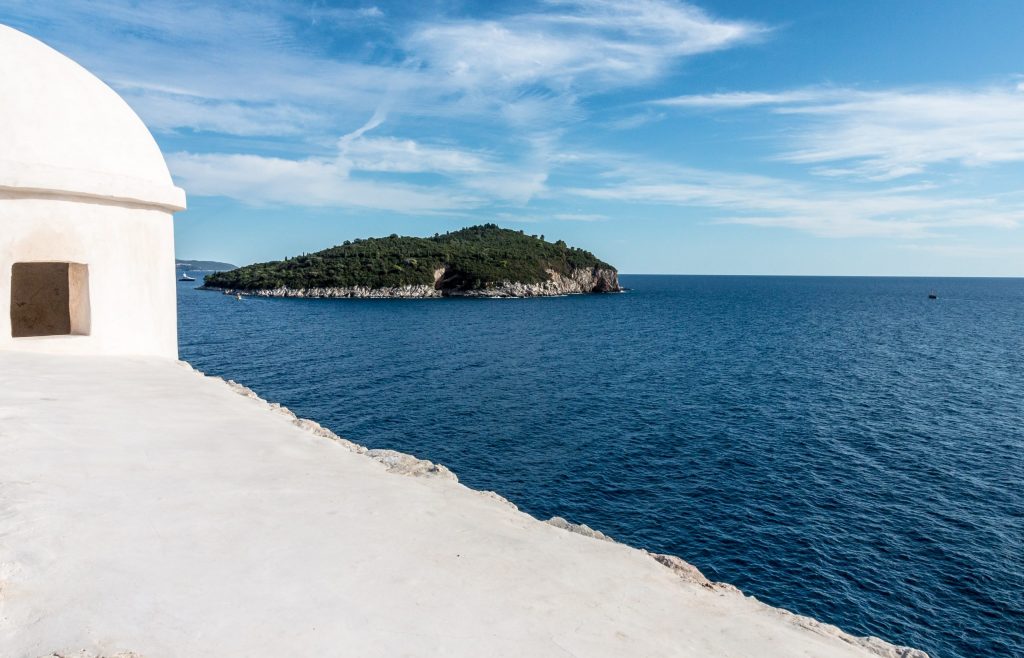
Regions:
[[0, 24, 185, 211]]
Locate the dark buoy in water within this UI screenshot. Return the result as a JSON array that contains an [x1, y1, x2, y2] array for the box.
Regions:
[[928, 292, 938, 299]]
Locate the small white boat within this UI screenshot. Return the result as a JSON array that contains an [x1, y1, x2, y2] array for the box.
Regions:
[[178, 272, 195, 282]]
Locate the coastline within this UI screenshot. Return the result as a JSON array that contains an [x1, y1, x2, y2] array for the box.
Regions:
[[202, 264, 622, 299], [201, 283, 620, 299], [0, 351, 928, 658]]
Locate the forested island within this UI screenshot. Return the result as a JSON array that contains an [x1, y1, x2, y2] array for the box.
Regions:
[[202, 225, 620, 298]]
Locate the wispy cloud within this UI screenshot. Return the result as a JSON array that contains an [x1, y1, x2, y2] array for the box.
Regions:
[[900, 243, 1024, 258], [405, 0, 762, 92], [124, 91, 326, 136], [602, 109, 667, 130], [553, 213, 609, 222], [167, 152, 480, 213], [653, 89, 838, 108], [655, 84, 1024, 180], [340, 137, 489, 174], [567, 160, 1024, 238], [167, 112, 551, 211], [309, 5, 385, 25]]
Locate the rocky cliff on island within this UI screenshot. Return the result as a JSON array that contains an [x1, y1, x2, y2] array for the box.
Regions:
[[202, 224, 620, 299]]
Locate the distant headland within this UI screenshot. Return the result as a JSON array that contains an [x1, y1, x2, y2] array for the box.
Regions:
[[176, 258, 237, 272], [202, 224, 621, 298]]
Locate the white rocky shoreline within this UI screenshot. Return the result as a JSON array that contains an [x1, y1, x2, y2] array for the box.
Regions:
[[203, 265, 622, 299]]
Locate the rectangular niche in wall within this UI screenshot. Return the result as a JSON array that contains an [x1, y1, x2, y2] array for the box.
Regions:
[[10, 262, 91, 338]]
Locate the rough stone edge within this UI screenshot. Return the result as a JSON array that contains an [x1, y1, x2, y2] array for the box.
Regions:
[[176, 360, 456, 482], [545, 516, 615, 543], [177, 359, 928, 658], [542, 519, 927, 658]]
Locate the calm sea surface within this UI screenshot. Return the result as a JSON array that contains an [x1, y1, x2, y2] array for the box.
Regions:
[[178, 275, 1024, 658]]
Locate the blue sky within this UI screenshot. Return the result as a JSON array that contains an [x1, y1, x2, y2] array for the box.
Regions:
[[5, 0, 1024, 275]]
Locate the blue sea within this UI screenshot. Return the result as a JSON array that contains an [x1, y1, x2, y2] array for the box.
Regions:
[[178, 275, 1024, 658]]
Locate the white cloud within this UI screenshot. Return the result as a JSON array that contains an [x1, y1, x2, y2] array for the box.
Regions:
[[900, 243, 1024, 258], [552, 213, 609, 221], [405, 0, 763, 94], [653, 89, 837, 108], [123, 92, 324, 136], [168, 152, 479, 213], [780, 87, 1024, 178], [337, 115, 548, 204], [655, 84, 1024, 180], [462, 170, 550, 204], [341, 137, 489, 174], [168, 114, 550, 210], [310, 5, 384, 24], [337, 110, 389, 149], [601, 109, 667, 130], [566, 161, 1024, 238]]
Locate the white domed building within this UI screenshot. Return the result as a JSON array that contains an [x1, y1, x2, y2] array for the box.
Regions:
[[0, 24, 185, 358]]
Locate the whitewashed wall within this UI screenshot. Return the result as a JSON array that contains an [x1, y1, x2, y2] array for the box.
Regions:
[[1, 194, 179, 357]]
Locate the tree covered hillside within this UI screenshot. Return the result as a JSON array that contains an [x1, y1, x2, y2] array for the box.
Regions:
[[203, 225, 615, 291]]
